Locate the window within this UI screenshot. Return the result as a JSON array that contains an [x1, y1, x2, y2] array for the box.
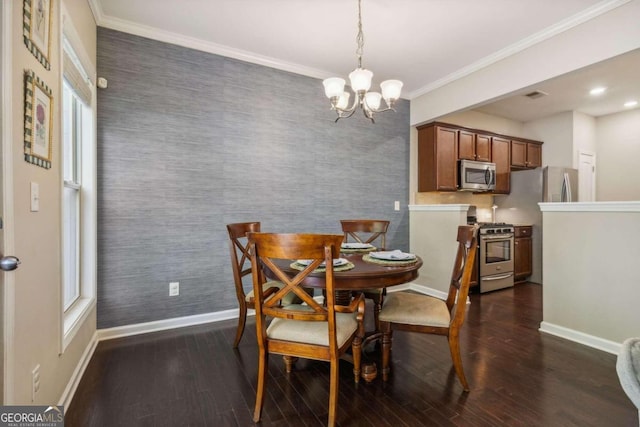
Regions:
[[61, 29, 96, 350], [62, 80, 82, 310]]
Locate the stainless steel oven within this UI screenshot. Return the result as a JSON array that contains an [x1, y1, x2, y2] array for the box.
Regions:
[[478, 224, 514, 293]]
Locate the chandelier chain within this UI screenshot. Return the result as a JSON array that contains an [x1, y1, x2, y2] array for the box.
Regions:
[[356, 0, 364, 68]]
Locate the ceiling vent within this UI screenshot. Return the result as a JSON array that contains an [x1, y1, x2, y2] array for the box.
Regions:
[[524, 90, 548, 100]]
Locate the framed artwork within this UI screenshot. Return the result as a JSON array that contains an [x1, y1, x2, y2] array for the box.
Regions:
[[24, 70, 53, 169], [23, 0, 53, 70]]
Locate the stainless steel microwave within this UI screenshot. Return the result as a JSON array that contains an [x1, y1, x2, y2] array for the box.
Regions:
[[458, 159, 496, 191]]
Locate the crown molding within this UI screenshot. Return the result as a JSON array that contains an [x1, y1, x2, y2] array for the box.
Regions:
[[87, 0, 104, 26], [88, 0, 332, 81], [407, 0, 632, 100], [89, 0, 630, 98]]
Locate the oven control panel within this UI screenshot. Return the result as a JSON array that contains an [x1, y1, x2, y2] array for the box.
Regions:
[[479, 225, 514, 235]]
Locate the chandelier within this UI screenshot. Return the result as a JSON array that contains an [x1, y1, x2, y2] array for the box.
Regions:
[[322, 0, 403, 123]]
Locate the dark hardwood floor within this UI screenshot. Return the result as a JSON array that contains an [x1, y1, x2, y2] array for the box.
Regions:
[[65, 284, 637, 426]]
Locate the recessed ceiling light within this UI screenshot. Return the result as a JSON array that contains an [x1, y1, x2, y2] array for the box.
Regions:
[[624, 100, 638, 108], [589, 87, 607, 96]]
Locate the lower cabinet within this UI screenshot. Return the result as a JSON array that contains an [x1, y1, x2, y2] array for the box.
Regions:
[[514, 226, 532, 283]]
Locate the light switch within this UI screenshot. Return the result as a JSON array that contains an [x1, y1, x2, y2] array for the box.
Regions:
[[30, 182, 39, 212], [394, 201, 400, 211]]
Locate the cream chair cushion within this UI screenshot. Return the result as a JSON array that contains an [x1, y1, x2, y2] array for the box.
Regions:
[[266, 305, 358, 347], [379, 292, 450, 327]]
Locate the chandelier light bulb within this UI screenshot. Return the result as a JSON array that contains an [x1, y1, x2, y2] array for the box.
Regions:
[[323, 77, 346, 99], [380, 80, 403, 104], [364, 91, 382, 110], [349, 68, 373, 92], [336, 92, 351, 109]]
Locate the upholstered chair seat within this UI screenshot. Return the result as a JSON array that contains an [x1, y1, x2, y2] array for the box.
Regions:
[[379, 292, 450, 328], [267, 305, 359, 347]]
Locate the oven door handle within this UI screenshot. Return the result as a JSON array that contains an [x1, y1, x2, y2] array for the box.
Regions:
[[482, 273, 514, 281], [480, 235, 513, 240]]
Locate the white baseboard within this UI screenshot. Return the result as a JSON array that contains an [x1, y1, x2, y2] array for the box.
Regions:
[[407, 283, 449, 300], [539, 321, 621, 355], [58, 331, 99, 409], [97, 308, 241, 341]]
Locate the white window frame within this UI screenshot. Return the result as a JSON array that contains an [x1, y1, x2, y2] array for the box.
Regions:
[[62, 81, 82, 311], [61, 10, 97, 352]]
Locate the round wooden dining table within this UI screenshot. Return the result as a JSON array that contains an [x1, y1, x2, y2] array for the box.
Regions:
[[271, 252, 423, 291]]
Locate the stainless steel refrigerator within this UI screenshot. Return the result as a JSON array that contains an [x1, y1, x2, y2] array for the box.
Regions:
[[494, 166, 578, 284]]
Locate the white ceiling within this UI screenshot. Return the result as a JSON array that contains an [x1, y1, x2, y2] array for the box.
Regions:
[[90, 0, 638, 121]]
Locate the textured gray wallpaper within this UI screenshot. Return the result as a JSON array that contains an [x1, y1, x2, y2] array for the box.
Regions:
[[97, 28, 410, 329]]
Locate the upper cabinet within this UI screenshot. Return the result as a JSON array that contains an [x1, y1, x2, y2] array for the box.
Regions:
[[511, 140, 542, 169], [458, 130, 492, 162], [491, 137, 511, 194], [417, 122, 543, 194], [417, 124, 459, 192]]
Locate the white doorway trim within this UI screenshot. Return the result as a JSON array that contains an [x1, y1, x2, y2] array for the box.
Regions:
[[578, 150, 596, 202], [1, 0, 16, 405]]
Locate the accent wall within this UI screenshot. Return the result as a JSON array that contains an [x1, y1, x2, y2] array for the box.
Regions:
[[96, 28, 410, 328]]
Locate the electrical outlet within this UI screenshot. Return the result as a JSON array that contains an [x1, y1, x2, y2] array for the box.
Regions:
[[169, 282, 179, 296], [32, 364, 40, 402], [394, 201, 400, 211]]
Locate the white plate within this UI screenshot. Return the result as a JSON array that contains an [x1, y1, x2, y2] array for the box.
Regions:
[[369, 250, 416, 261], [341, 243, 374, 249], [296, 258, 348, 267]]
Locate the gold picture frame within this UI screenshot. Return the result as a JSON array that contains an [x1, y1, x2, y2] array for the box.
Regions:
[[23, 0, 53, 70], [24, 70, 53, 169]]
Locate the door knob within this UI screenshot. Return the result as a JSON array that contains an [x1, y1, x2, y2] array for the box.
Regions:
[[0, 256, 20, 271]]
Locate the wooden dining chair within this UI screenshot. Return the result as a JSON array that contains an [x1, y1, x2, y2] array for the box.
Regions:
[[378, 225, 478, 391], [340, 219, 390, 330], [248, 233, 365, 427], [226, 222, 284, 348]]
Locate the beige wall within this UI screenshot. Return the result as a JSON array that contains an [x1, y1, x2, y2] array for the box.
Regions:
[[8, 0, 96, 405], [409, 206, 468, 294], [522, 111, 574, 167], [595, 109, 640, 201], [541, 204, 640, 348], [436, 110, 525, 138]]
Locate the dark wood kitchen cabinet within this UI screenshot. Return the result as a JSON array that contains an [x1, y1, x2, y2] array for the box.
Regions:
[[491, 137, 511, 194], [417, 121, 543, 194], [417, 123, 458, 191], [514, 225, 532, 283], [458, 130, 491, 162], [511, 140, 542, 169]]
